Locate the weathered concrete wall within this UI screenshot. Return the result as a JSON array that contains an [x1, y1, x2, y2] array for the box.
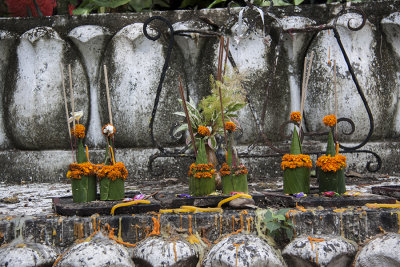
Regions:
[[1, 1, 400, 182]]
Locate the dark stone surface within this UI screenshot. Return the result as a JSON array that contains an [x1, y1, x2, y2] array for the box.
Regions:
[[263, 190, 396, 208], [1, 207, 399, 249], [52, 197, 161, 216], [371, 185, 400, 199]]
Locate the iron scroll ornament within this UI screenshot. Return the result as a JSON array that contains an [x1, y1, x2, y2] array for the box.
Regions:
[[143, 16, 175, 155], [276, 7, 381, 171], [143, 7, 381, 175]]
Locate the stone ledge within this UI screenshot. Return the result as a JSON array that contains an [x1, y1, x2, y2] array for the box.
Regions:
[[0, 141, 398, 183], [0, 208, 398, 249]]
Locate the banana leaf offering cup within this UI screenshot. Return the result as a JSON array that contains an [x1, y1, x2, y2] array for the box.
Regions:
[[188, 126, 216, 196], [97, 162, 128, 200], [67, 124, 97, 203], [98, 124, 128, 200], [221, 122, 248, 195], [282, 113, 311, 194], [317, 115, 346, 194]]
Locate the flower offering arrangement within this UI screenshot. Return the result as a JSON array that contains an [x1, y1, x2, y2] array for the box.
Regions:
[[62, 64, 128, 202], [317, 115, 347, 194], [68, 123, 97, 203], [188, 126, 216, 196], [220, 121, 248, 194], [282, 112, 311, 194], [98, 124, 128, 200]]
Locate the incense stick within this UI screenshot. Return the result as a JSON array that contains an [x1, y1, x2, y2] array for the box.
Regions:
[[68, 65, 76, 132], [104, 65, 113, 125], [217, 36, 228, 148], [299, 51, 314, 135], [61, 64, 71, 138], [60, 64, 75, 162], [222, 37, 230, 82], [334, 59, 338, 142], [68, 64, 77, 160], [217, 36, 224, 82], [178, 76, 197, 156]]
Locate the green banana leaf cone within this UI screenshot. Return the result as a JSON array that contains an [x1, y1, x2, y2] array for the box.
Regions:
[[100, 178, 125, 201], [189, 138, 216, 196], [233, 174, 248, 193], [72, 175, 97, 203], [222, 175, 234, 195], [319, 169, 346, 194], [283, 168, 310, 194], [72, 138, 97, 203], [189, 175, 195, 195], [318, 131, 346, 194], [283, 128, 310, 194]]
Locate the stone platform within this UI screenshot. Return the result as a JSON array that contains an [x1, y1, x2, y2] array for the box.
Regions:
[[0, 177, 400, 266]]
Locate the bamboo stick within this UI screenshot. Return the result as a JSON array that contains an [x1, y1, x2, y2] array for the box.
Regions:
[[299, 51, 314, 136], [60, 64, 75, 162], [61, 64, 71, 138], [222, 37, 230, 82], [217, 36, 224, 82], [217, 36, 228, 148], [178, 76, 197, 157], [68, 64, 77, 161], [334, 59, 338, 147], [68, 65, 76, 132], [104, 65, 113, 125]]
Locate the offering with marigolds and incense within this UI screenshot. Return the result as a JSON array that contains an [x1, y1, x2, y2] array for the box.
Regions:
[[188, 126, 216, 196], [67, 123, 98, 203], [317, 115, 346, 194], [97, 124, 128, 201], [281, 112, 312, 194], [220, 121, 248, 194], [97, 65, 128, 201]]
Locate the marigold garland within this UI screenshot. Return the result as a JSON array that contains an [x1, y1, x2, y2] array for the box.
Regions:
[[281, 154, 312, 170], [67, 162, 100, 179], [197, 125, 211, 137], [290, 112, 301, 123], [188, 162, 215, 178], [316, 154, 346, 172], [97, 162, 128, 181], [102, 124, 116, 137], [323, 115, 337, 127], [225, 121, 236, 132], [71, 124, 85, 139], [219, 163, 231, 177], [234, 164, 248, 175]]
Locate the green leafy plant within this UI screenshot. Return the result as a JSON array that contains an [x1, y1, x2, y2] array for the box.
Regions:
[[173, 71, 247, 149], [263, 208, 294, 240], [71, 0, 131, 15]]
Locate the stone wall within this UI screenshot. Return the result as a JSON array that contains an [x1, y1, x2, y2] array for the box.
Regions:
[[1, 1, 400, 182]]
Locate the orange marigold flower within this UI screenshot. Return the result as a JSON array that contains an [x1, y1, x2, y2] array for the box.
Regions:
[[290, 112, 301, 123], [194, 171, 213, 179], [323, 115, 337, 127], [67, 162, 99, 179], [188, 163, 196, 176], [197, 125, 211, 137], [316, 154, 346, 172], [281, 154, 312, 170], [220, 163, 231, 177], [234, 164, 248, 175], [189, 162, 215, 178], [225, 121, 236, 132], [71, 124, 85, 139], [102, 124, 116, 137], [97, 162, 128, 181]]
